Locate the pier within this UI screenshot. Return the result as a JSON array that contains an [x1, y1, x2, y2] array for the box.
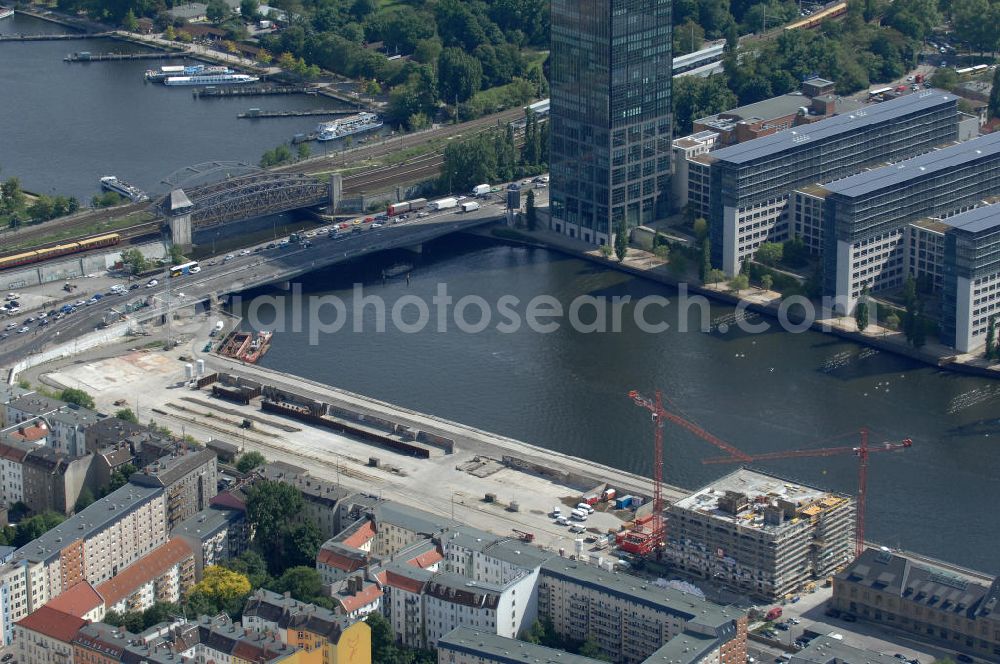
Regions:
[[193, 85, 315, 98], [238, 108, 358, 119], [64, 50, 187, 62], [0, 31, 109, 41]]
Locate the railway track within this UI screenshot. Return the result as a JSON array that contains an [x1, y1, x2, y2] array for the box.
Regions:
[[3, 105, 533, 258]]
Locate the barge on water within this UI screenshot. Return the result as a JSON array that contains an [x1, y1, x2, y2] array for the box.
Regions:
[[218, 329, 273, 364]]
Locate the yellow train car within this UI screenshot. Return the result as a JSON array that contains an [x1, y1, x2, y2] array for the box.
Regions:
[[0, 233, 121, 272]]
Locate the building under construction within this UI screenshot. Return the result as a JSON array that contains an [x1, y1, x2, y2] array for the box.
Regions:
[[665, 468, 854, 601]]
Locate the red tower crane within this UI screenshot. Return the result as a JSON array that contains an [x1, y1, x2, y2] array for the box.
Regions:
[[622, 390, 753, 556], [701, 428, 912, 558]]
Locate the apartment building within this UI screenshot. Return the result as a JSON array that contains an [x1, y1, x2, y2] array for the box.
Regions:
[[694, 91, 959, 276], [0, 481, 166, 639], [831, 549, 1000, 661], [790, 635, 899, 664], [13, 605, 87, 663], [126, 615, 307, 663], [172, 504, 249, 573], [5, 395, 99, 457], [73, 622, 132, 663], [439, 627, 607, 664], [664, 468, 854, 601], [939, 204, 1000, 352], [0, 435, 35, 508], [95, 538, 195, 614], [45, 580, 104, 622], [538, 559, 747, 664], [549, 0, 672, 244], [808, 131, 1000, 313], [130, 447, 218, 528], [21, 446, 95, 516], [0, 386, 32, 428], [243, 588, 373, 663], [261, 462, 353, 538]]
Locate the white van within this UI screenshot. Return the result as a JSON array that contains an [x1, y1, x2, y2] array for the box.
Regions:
[[571, 509, 588, 521], [555, 516, 569, 525], [577, 502, 595, 514]]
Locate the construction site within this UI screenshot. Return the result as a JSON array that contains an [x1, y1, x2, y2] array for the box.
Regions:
[[666, 468, 855, 600]]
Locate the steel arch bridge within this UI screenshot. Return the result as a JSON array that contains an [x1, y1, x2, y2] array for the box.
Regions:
[[160, 161, 261, 190], [158, 172, 331, 228]]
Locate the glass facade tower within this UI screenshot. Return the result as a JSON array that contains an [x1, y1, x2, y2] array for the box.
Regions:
[[549, 0, 672, 245]]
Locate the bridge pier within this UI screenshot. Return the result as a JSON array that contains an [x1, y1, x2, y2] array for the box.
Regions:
[[329, 174, 342, 213], [402, 243, 423, 255], [169, 213, 193, 251]]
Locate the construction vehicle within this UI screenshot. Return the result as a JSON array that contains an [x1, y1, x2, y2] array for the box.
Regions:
[[512, 529, 534, 543]]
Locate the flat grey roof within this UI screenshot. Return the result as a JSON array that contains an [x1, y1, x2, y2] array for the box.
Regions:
[[172, 506, 241, 540], [935, 203, 1000, 234], [823, 131, 1000, 198], [13, 483, 163, 564], [710, 91, 956, 165], [540, 559, 740, 629], [644, 631, 720, 664], [438, 627, 606, 664], [790, 637, 899, 664]]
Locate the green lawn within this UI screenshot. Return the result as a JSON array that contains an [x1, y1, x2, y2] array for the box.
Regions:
[[0, 211, 157, 255]]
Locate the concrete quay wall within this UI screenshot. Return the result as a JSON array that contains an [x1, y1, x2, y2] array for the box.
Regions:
[[0, 241, 167, 291], [203, 352, 675, 504]]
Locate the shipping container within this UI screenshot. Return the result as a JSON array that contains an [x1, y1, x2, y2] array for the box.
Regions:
[[614, 495, 634, 509], [460, 201, 481, 213], [584, 494, 599, 505]]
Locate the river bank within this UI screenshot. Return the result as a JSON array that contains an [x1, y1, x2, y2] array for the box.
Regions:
[[483, 225, 1000, 381]]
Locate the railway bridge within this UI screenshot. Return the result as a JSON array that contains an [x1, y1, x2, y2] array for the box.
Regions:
[[159, 171, 340, 248]]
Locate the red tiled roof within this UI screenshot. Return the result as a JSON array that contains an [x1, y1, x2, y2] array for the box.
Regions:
[[373, 570, 387, 585], [0, 441, 31, 463], [46, 582, 103, 618], [337, 583, 382, 614], [384, 570, 425, 594], [16, 606, 87, 643], [407, 548, 443, 569], [233, 640, 282, 660], [96, 539, 193, 606], [10, 424, 48, 443], [210, 491, 246, 511], [342, 520, 375, 548], [317, 548, 365, 572]]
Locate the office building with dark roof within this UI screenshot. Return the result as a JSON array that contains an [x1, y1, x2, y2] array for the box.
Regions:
[[549, 0, 672, 245], [803, 130, 1000, 313], [691, 91, 960, 276], [832, 548, 1000, 661]]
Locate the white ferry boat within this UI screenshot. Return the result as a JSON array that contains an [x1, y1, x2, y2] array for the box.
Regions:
[[0, 7, 15, 19], [316, 112, 383, 141], [163, 73, 259, 86], [145, 64, 232, 81], [100, 176, 148, 203]]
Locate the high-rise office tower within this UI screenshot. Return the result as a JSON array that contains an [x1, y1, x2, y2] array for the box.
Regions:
[[549, 0, 673, 245]]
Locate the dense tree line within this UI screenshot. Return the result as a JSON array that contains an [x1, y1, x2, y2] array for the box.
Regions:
[[439, 110, 547, 193]]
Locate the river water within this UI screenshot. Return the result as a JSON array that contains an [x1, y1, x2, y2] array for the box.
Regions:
[[3, 12, 998, 573], [248, 236, 1000, 572], [0, 13, 353, 201]]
